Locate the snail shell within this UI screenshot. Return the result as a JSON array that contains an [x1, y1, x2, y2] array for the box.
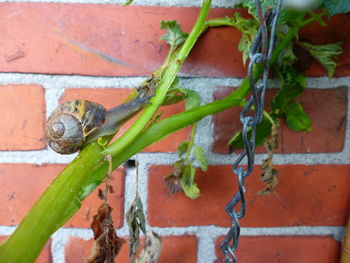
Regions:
[[46, 100, 106, 154]]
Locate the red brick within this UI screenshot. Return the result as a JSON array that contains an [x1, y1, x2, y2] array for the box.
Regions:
[[212, 86, 347, 154], [0, 85, 46, 150], [300, 13, 350, 78], [61, 88, 191, 152], [215, 236, 341, 263], [0, 236, 52, 263], [148, 165, 350, 227], [0, 3, 347, 77], [65, 235, 197, 263], [0, 164, 125, 228]]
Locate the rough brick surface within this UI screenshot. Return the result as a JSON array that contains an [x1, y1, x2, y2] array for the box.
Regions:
[[0, 236, 52, 263], [65, 235, 197, 263], [148, 165, 350, 227], [0, 84, 46, 150], [215, 236, 341, 263], [0, 3, 348, 77], [0, 164, 125, 228], [212, 86, 348, 154], [61, 88, 191, 152]]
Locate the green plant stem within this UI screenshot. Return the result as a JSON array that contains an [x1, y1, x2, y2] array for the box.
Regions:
[[0, 2, 212, 262], [105, 0, 212, 157], [92, 93, 243, 179], [185, 123, 197, 161], [0, 7, 322, 263], [0, 143, 105, 263]]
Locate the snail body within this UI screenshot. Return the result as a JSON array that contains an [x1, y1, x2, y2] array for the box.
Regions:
[[46, 93, 150, 154]]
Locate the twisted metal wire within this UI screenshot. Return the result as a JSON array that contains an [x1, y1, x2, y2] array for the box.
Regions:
[[221, 0, 283, 262]]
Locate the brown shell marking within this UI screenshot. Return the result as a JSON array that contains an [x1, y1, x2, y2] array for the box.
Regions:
[[58, 100, 106, 137], [46, 100, 107, 154]]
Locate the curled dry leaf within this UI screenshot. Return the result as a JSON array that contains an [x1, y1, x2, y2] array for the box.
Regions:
[[136, 231, 162, 263], [86, 203, 125, 263], [126, 193, 147, 263], [258, 123, 279, 196], [163, 160, 184, 194], [258, 155, 279, 195]]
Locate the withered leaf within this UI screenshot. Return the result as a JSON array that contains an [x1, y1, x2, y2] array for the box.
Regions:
[[126, 193, 147, 263], [107, 184, 115, 194], [86, 203, 125, 263], [98, 189, 106, 201], [164, 173, 183, 194], [136, 231, 162, 263], [258, 155, 279, 196]]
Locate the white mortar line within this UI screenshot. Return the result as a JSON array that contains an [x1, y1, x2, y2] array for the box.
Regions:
[[51, 228, 93, 263], [0, 0, 242, 8], [0, 73, 348, 89], [1, 149, 349, 165], [0, 226, 16, 236], [0, 224, 345, 263]]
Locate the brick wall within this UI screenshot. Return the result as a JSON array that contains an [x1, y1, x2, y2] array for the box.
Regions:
[[0, 1, 349, 263]]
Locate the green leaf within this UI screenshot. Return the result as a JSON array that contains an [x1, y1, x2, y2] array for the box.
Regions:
[[228, 115, 273, 149], [184, 89, 201, 110], [323, 0, 350, 16], [276, 41, 297, 68], [160, 20, 189, 50], [194, 146, 208, 171], [162, 77, 186, 106], [300, 41, 342, 78], [180, 164, 200, 199], [123, 0, 134, 5], [271, 68, 306, 115], [285, 101, 312, 131], [231, 13, 258, 65], [178, 141, 189, 158], [242, 0, 294, 24]]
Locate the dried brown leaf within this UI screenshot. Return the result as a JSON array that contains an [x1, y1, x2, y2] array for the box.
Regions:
[[126, 193, 147, 263], [86, 203, 125, 263], [164, 174, 183, 194], [98, 189, 106, 201], [107, 185, 115, 194]]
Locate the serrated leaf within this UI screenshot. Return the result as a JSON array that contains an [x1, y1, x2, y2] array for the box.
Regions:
[[178, 141, 189, 158], [230, 13, 258, 65], [285, 101, 312, 131], [242, 0, 293, 24], [277, 40, 297, 68], [160, 20, 188, 50], [300, 41, 342, 78], [228, 115, 273, 149], [194, 146, 208, 171], [184, 89, 201, 110], [323, 0, 350, 16], [179, 164, 200, 199], [271, 68, 306, 115]]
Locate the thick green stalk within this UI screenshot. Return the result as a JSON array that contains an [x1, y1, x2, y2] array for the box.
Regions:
[[0, 1, 212, 262], [90, 93, 243, 182], [105, 0, 212, 157], [0, 7, 320, 263], [0, 143, 105, 263], [185, 123, 197, 161]]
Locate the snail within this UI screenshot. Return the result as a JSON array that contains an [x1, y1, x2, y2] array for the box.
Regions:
[[46, 90, 152, 154]]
